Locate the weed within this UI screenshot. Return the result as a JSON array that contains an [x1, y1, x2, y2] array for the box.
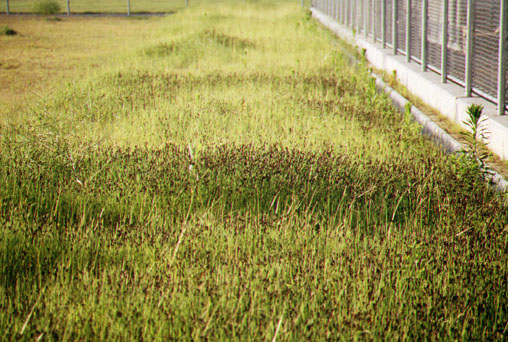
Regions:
[[1, 25, 17, 36], [460, 104, 491, 173]]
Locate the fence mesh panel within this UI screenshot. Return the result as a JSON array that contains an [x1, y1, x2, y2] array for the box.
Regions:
[[446, 0, 467, 84], [410, 0, 422, 61], [315, 0, 506, 111], [397, 0, 407, 54], [471, 1, 499, 100], [360, 0, 366, 34], [427, 0, 442, 70], [365, 0, 372, 36], [386, 0, 393, 46], [374, 0, 382, 42]]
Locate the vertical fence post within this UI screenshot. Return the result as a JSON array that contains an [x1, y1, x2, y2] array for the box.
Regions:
[[498, 0, 507, 115], [393, 0, 398, 54], [382, 0, 386, 48], [441, 0, 448, 83], [185, 0, 189, 8], [66, 0, 70, 15], [6, 0, 9, 15], [465, 0, 474, 97], [406, 0, 411, 62], [301, 0, 304, 9], [421, 0, 428, 71], [127, 0, 130, 16]]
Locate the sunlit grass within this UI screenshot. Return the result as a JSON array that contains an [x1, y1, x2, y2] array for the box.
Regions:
[[0, 14, 169, 121], [1, 0, 198, 13], [0, 1, 507, 340]]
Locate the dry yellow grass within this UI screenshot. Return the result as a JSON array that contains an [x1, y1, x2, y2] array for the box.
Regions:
[[0, 14, 166, 120]]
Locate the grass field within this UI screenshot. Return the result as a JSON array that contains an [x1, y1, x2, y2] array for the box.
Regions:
[[0, 14, 169, 121], [1, 1, 508, 340], [1, 0, 193, 14]]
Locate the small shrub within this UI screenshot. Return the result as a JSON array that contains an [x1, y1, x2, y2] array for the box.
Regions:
[[33, 0, 61, 15], [461, 104, 489, 166], [1, 26, 17, 36]]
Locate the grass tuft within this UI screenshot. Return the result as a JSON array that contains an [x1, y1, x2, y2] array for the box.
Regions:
[[1, 25, 17, 36], [33, 0, 61, 15]]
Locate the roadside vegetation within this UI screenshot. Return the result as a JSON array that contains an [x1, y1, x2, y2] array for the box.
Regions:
[[1, 0, 202, 14], [1, 1, 507, 340]]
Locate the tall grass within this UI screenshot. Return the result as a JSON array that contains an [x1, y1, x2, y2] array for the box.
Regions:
[[1, 1, 507, 340]]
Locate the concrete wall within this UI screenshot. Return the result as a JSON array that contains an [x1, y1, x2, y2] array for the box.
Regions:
[[311, 8, 508, 161]]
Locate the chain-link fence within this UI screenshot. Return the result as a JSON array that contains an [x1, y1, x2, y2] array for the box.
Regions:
[[312, 0, 508, 115], [2, 0, 194, 15]]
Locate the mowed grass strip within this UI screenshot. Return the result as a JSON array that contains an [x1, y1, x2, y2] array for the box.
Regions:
[[1, 0, 194, 14], [1, 1, 507, 341], [0, 14, 168, 120]]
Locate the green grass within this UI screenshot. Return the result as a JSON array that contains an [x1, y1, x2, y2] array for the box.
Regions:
[[1, 1, 508, 341], [2, 0, 212, 13]]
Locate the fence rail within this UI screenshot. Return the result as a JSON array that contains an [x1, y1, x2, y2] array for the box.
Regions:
[[313, 0, 508, 115]]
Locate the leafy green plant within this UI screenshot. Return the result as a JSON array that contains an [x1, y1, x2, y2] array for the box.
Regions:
[[460, 104, 490, 171], [33, 0, 61, 15], [365, 77, 378, 106], [1, 25, 17, 36]]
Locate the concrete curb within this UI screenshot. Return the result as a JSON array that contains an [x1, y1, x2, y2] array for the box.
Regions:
[[311, 8, 508, 193]]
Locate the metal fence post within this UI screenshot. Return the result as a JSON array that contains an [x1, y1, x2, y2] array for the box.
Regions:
[[66, 0, 70, 15], [6, 0, 9, 15], [393, 0, 398, 54], [185, 0, 189, 7], [406, 0, 411, 62], [421, 0, 427, 71], [465, 0, 474, 97], [301, 0, 304, 9], [498, 0, 507, 115], [441, 0, 448, 83], [127, 0, 130, 16], [382, 0, 386, 48]]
